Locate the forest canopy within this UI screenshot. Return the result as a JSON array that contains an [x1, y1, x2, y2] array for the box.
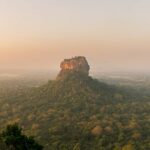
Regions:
[[0, 72, 150, 150]]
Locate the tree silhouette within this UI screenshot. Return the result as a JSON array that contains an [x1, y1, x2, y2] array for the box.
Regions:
[[1, 123, 43, 150]]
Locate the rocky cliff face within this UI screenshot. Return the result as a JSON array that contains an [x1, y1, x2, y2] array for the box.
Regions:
[[57, 56, 90, 78]]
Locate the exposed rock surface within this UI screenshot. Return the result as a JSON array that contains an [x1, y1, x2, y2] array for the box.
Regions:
[[57, 56, 90, 78]]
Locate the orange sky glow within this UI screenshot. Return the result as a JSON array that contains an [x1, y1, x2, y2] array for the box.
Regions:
[[0, 0, 150, 72]]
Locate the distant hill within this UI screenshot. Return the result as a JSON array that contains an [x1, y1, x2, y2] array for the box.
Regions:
[[0, 57, 150, 150]]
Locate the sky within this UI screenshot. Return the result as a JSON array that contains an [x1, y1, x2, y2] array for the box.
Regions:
[[0, 0, 150, 73]]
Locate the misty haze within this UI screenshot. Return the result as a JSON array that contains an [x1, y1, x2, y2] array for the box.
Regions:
[[0, 0, 150, 150]]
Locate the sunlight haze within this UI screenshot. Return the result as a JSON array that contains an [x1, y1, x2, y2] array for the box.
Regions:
[[0, 0, 150, 72]]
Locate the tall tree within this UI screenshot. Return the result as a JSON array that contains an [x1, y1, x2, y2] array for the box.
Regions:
[[1, 123, 43, 150]]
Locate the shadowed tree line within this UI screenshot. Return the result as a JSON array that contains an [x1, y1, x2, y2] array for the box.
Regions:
[[0, 123, 43, 150]]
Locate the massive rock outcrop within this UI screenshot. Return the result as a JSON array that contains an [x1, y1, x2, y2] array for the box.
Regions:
[[57, 56, 90, 78]]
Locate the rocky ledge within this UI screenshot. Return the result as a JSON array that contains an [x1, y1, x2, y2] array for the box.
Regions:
[[57, 56, 90, 78]]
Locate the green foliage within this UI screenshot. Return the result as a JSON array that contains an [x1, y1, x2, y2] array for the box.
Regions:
[[1, 123, 43, 150], [122, 143, 135, 150], [0, 72, 150, 149]]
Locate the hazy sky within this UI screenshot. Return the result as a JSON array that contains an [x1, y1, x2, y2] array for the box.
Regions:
[[0, 0, 150, 72]]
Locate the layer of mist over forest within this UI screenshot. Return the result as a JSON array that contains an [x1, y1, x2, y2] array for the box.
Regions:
[[0, 70, 150, 87], [0, 69, 150, 149]]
